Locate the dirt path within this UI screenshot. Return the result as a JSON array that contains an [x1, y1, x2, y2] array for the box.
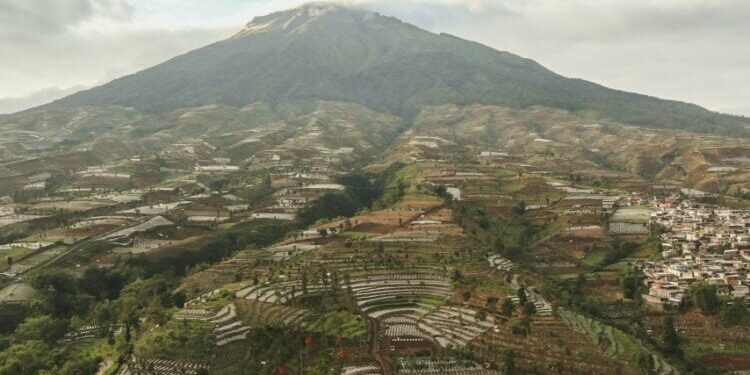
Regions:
[[368, 317, 392, 375], [95, 359, 114, 375], [397, 203, 446, 229]]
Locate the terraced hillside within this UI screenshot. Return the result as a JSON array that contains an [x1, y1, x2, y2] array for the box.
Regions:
[[3, 4, 749, 375]]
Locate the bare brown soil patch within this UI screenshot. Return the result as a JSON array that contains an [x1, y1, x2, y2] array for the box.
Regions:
[[698, 355, 750, 369], [352, 222, 392, 234]]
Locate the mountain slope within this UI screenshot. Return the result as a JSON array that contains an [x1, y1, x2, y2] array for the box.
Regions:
[[42, 3, 748, 136]]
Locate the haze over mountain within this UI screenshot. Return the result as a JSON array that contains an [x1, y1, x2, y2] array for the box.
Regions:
[[39, 3, 748, 136]]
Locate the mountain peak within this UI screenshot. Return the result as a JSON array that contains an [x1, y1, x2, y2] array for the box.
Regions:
[[38, 4, 748, 136], [295, 1, 351, 12], [233, 2, 370, 38]]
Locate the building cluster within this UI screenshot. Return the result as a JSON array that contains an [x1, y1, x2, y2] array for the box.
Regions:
[[639, 195, 750, 310]]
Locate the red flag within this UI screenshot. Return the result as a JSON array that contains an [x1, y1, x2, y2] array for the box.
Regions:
[[304, 336, 314, 346]]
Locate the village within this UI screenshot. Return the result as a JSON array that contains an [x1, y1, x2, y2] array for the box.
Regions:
[[640, 196, 750, 310], [0, 102, 749, 374], [2, 1, 750, 372]]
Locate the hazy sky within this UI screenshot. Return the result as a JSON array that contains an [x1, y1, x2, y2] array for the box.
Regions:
[[1, 0, 748, 116]]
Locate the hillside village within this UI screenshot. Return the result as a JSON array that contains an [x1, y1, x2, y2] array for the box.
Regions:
[[640, 198, 750, 310], [2, 102, 750, 374], [1, 4, 750, 375]]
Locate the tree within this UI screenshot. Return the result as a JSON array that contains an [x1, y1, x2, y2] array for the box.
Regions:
[[501, 349, 516, 374], [0, 340, 57, 375], [523, 301, 537, 316], [31, 270, 91, 317], [574, 273, 587, 292], [92, 300, 119, 336], [451, 269, 463, 283], [0, 304, 29, 335], [661, 316, 680, 355], [494, 237, 505, 253], [720, 298, 747, 326], [619, 268, 640, 299], [501, 298, 515, 317], [486, 296, 499, 314], [337, 172, 379, 208], [13, 315, 68, 345], [690, 282, 720, 315], [79, 267, 132, 301], [477, 310, 488, 322], [580, 296, 602, 316], [462, 291, 472, 303], [58, 355, 102, 375], [298, 192, 358, 226], [434, 185, 447, 199], [517, 288, 528, 306], [511, 201, 526, 216], [635, 351, 654, 373], [478, 216, 490, 229], [173, 291, 187, 308]]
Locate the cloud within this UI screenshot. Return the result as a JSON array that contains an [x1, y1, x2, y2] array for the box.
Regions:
[[0, 86, 88, 114], [0, 26, 233, 109], [0, 0, 232, 111], [0, 0, 134, 36]]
